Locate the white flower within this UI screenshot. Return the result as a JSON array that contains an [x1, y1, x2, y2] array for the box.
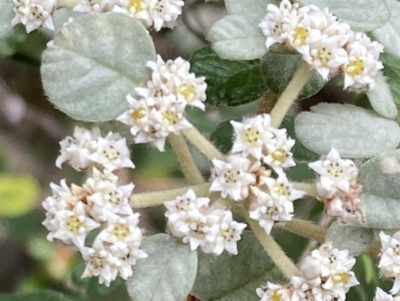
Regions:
[[263, 129, 296, 171], [12, 0, 57, 33], [89, 134, 135, 171], [147, 0, 184, 31], [230, 114, 273, 159], [265, 171, 305, 202], [291, 276, 323, 301], [73, 0, 111, 13], [44, 202, 100, 249], [249, 190, 294, 234], [379, 231, 400, 294], [157, 99, 192, 134], [258, 0, 300, 48], [308, 147, 358, 198], [210, 155, 256, 201], [42, 180, 73, 214], [256, 282, 291, 301], [374, 287, 400, 301], [322, 268, 359, 300]]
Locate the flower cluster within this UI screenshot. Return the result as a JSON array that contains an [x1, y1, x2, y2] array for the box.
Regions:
[[11, 0, 57, 33], [378, 231, 400, 296], [374, 287, 400, 301], [42, 126, 146, 286], [209, 114, 305, 234], [257, 243, 359, 301], [117, 55, 207, 151], [164, 189, 246, 255], [308, 147, 361, 221], [259, 0, 384, 92]]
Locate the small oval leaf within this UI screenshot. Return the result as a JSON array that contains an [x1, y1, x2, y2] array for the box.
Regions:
[[295, 0, 390, 32], [41, 12, 155, 122], [192, 231, 283, 301], [380, 52, 400, 105], [127, 234, 198, 301], [0, 0, 15, 39], [366, 71, 398, 119], [209, 15, 268, 61], [325, 221, 373, 256], [295, 103, 400, 158]]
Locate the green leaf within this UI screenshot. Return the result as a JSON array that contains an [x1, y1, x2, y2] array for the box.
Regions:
[[380, 52, 400, 105], [295, 103, 400, 158], [0, 174, 40, 217], [225, 0, 280, 25], [372, 0, 400, 59], [209, 15, 268, 60], [0, 0, 15, 39], [295, 0, 390, 32], [192, 231, 284, 301], [190, 46, 266, 106], [41, 12, 155, 122], [127, 234, 198, 301], [210, 120, 234, 153], [261, 51, 325, 100], [325, 221, 373, 256], [366, 71, 398, 119], [0, 291, 72, 301], [356, 150, 400, 229], [285, 163, 316, 182]]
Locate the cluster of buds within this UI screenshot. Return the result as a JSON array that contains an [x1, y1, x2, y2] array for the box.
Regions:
[[164, 189, 247, 255], [257, 243, 359, 301], [308, 147, 362, 221], [42, 127, 146, 286], [259, 0, 384, 92], [12, 0, 184, 33], [117, 55, 207, 152], [209, 114, 305, 235]]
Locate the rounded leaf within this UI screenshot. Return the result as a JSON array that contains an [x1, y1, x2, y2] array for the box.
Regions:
[[366, 71, 398, 119], [295, 103, 400, 158], [295, 0, 390, 32], [0, 174, 39, 217], [225, 0, 280, 25], [192, 231, 283, 301], [381, 52, 400, 105], [372, 0, 400, 59], [41, 12, 155, 122], [0, 0, 15, 39], [209, 15, 268, 61], [127, 234, 198, 301], [325, 221, 373, 256]]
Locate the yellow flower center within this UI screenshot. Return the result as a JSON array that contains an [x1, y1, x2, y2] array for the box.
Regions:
[[66, 214, 85, 234], [241, 128, 260, 146], [271, 290, 282, 301], [333, 272, 349, 285], [131, 108, 147, 121], [112, 223, 130, 240], [103, 145, 120, 161], [223, 169, 240, 184], [293, 26, 309, 45], [271, 148, 287, 163], [92, 253, 105, 269], [162, 110, 179, 125], [277, 183, 290, 197], [346, 58, 365, 77], [179, 84, 197, 102], [317, 46, 332, 64], [327, 162, 343, 178], [109, 191, 121, 205], [127, 0, 144, 11]]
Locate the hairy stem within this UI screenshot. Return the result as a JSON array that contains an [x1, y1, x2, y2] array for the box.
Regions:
[[58, 0, 78, 7], [270, 62, 312, 127], [130, 183, 210, 208], [292, 182, 317, 197], [284, 219, 327, 242], [246, 213, 300, 279], [182, 127, 224, 161], [168, 134, 204, 185]]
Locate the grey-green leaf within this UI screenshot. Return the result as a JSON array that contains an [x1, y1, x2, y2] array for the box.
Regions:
[[192, 231, 284, 301], [380, 52, 400, 105], [0, 291, 73, 301], [126, 234, 198, 301], [0, 0, 14, 39], [366, 71, 398, 119], [225, 0, 280, 25], [41, 12, 155, 122], [295, 0, 390, 32], [209, 15, 268, 61], [372, 0, 400, 59], [325, 221, 373, 256], [295, 103, 400, 158], [356, 150, 400, 229]]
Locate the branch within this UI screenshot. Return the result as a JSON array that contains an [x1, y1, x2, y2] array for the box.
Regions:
[[283, 218, 326, 242], [182, 127, 224, 161]]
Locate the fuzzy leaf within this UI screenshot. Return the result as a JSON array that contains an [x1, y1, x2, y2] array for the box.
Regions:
[[261, 51, 325, 100], [356, 150, 400, 229], [225, 0, 280, 25], [41, 12, 155, 122], [295, 103, 400, 158], [295, 0, 390, 32], [190, 46, 266, 106], [126, 234, 198, 301], [380, 52, 400, 105], [210, 120, 234, 154], [0, 0, 15, 39], [325, 221, 373, 256], [366, 71, 398, 119], [372, 0, 400, 59], [209, 15, 268, 61], [192, 231, 283, 301], [0, 291, 72, 301]]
